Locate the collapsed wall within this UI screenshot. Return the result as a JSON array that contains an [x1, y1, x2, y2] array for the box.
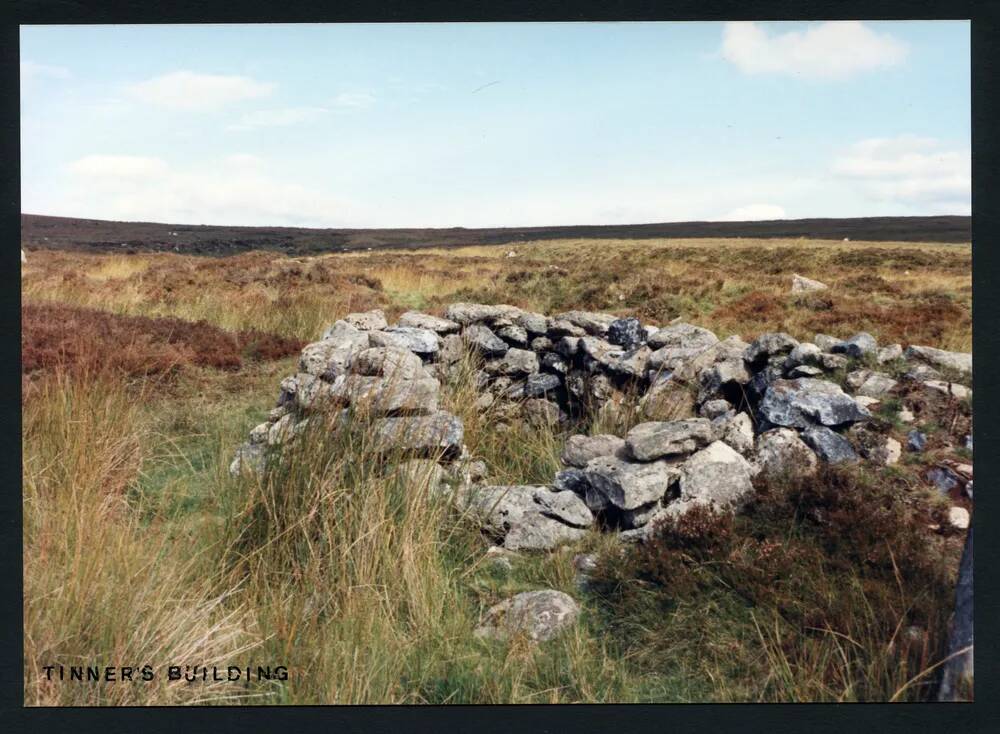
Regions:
[[231, 303, 973, 550]]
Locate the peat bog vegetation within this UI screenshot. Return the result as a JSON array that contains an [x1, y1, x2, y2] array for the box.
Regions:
[[21, 235, 972, 704]]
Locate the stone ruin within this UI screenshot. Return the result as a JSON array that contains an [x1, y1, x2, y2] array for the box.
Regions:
[[231, 302, 973, 551]]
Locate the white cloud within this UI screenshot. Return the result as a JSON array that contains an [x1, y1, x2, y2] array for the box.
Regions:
[[832, 135, 970, 213], [62, 154, 367, 227], [228, 106, 329, 131], [721, 21, 908, 79], [224, 153, 264, 169], [721, 204, 788, 221], [69, 154, 169, 179], [332, 92, 376, 109], [127, 71, 275, 111], [20, 61, 71, 82]]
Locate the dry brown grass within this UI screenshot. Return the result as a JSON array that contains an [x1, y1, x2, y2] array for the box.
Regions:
[[19, 235, 971, 704], [21, 303, 304, 389], [22, 237, 970, 349]]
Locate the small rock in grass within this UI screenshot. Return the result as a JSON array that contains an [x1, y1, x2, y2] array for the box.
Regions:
[[474, 590, 580, 642]]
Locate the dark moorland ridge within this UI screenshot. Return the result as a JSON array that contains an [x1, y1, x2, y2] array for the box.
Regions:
[[21, 213, 971, 256]]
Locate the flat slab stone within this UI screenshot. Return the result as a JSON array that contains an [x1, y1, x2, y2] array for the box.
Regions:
[[343, 309, 388, 331], [463, 324, 509, 357], [374, 410, 463, 458], [801, 425, 859, 464], [485, 347, 539, 376], [333, 374, 440, 414], [759, 378, 871, 429], [445, 302, 526, 326], [352, 346, 426, 380], [625, 419, 713, 461], [646, 322, 719, 351], [369, 327, 440, 354], [553, 310, 617, 336], [299, 336, 369, 377], [397, 311, 461, 333], [462, 485, 589, 550], [561, 434, 626, 468], [584, 455, 682, 510], [905, 345, 972, 379]]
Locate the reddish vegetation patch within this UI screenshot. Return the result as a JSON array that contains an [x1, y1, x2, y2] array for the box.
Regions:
[[22, 303, 304, 379]]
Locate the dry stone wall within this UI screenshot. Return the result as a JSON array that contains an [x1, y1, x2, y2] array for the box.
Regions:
[[231, 303, 973, 550]]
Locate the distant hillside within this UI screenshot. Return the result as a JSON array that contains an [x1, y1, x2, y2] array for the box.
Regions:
[[21, 213, 972, 256]]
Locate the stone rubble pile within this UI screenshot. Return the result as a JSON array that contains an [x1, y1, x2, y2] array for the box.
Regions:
[[231, 303, 973, 551]]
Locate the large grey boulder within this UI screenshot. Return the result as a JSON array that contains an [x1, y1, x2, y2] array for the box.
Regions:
[[560, 434, 626, 468], [463, 324, 509, 357], [474, 590, 580, 642], [515, 311, 549, 335], [905, 345, 972, 380], [647, 344, 710, 373], [639, 378, 698, 421], [759, 378, 871, 429], [369, 327, 440, 355], [672, 335, 750, 383], [299, 332, 370, 376], [496, 324, 529, 346], [753, 428, 818, 478], [546, 318, 587, 337], [832, 332, 878, 359], [531, 488, 595, 528], [801, 425, 859, 464], [343, 309, 388, 331], [553, 310, 617, 336], [293, 375, 336, 411], [374, 410, 464, 458], [320, 319, 372, 346], [646, 322, 718, 351], [698, 358, 752, 403], [625, 419, 713, 461], [333, 374, 440, 414], [606, 346, 653, 379], [485, 348, 539, 376], [446, 302, 519, 325], [584, 455, 683, 510], [398, 311, 461, 333], [462, 485, 589, 551], [352, 346, 425, 380], [663, 441, 754, 518]]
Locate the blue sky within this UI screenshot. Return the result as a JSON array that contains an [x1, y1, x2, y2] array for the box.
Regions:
[[20, 21, 970, 228]]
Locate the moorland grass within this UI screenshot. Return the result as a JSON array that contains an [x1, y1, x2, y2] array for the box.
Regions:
[[21, 237, 970, 703]]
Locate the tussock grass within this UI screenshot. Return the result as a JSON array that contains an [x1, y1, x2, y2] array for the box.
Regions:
[[22, 374, 260, 705]]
